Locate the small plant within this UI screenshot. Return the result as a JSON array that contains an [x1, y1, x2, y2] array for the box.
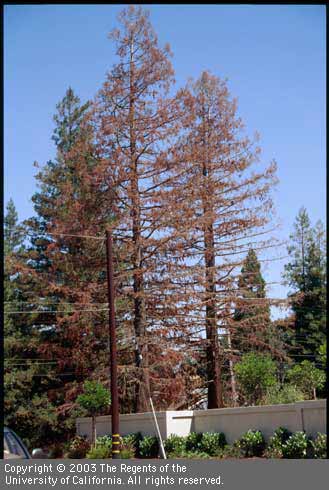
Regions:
[[264, 427, 292, 458], [235, 430, 265, 457], [199, 432, 227, 456], [122, 433, 143, 457], [263, 384, 304, 405], [120, 434, 138, 459], [185, 432, 203, 452], [86, 445, 110, 459], [139, 435, 159, 458], [282, 431, 308, 459], [76, 381, 111, 447], [311, 433, 327, 459], [164, 434, 186, 456], [86, 435, 112, 459], [67, 436, 90, 459], [96, 435, 112, 451]]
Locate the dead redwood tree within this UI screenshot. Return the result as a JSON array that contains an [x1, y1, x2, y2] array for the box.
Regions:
[[168, 71, 278, 408], [93, 6, 187, 413]]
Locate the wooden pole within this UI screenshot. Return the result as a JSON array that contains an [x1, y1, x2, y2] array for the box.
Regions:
[[106, 230, 120, 458]]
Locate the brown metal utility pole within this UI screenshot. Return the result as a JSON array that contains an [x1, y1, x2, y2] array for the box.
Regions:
[[106, 230, 120, 458]]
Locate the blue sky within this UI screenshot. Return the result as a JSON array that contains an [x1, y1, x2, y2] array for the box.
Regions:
[[4, 4, 326, 307]]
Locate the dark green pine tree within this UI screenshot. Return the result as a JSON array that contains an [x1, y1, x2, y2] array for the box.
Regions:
[[4, 200, 59, 449], [231, 249, 273, 355], [284, 208, 326, 364]]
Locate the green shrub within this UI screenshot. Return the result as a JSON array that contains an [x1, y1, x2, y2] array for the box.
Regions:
[[287, 361, 325, 400], [264, 427, 292, 458], [119, 446, 135, 459], [119, 434, 138, 459], [139, 436, 159, 458], [199, 432, 227, 456], [235, 353, 277, 405], [311, 433, 327, 459], [164, 434, 186, 456], [122, 433, 143, 457], [185, 432, 203, 452], [67, 436, 90, 459], [86, 445, 110, 459], [96, 435, 112, 451], [282, 431, 308, 459], [263, 384, 304, 405], [235, 430, 265, 457]]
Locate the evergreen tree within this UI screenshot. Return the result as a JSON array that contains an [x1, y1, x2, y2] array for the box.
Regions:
[[284, 208, 326, 363], [4, 200, 59, 449], [232, 248, 271, 353], [22, 87, 114, 420]]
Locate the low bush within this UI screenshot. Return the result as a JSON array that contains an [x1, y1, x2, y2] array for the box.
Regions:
[[235, 430, 265, 457], [310, 433, 327, 459], [264, 427, 292, 459], [199, 432, 227, 456], [263, 385, 304, 405], [139, 436, 159, 458], [122, 433, 143, 454], [164, 434, 186, 457], [67, 436, 90, 459], [86, 445, 110, 459], [282, 431, 308, 459], [120, 434, 139, 459], [96, 435, 112, 450], [86, 435, 112, 459], [185, 432, 203, 452]]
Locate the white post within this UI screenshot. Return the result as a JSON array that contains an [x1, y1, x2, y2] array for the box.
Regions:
[[149, 397, 167, 459]]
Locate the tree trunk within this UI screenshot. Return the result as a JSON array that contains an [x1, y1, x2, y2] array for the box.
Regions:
[[91, 415, 96, 448], [129, 38, 150, 413], [202, 108, 223, 409]]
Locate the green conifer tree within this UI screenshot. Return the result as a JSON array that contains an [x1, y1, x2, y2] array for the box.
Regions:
[[284, 208, 326, 363]]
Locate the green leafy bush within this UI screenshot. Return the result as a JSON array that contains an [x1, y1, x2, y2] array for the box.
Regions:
[[67, 436, 90, 459], [185, 432, 203, 452], [86, 445, 110, 459], [122, 433, 143, 457], [286, 361, 325, 400], [235, 430, 265, 457], [282, 431, 308, 459], [164, 434, 186, 456], [311, 433, 327, 459], [263, 384, 304, 405], [97, 435, 112, 448], [139, 436, 159, 458], [119, 434, 139, 459], [235, 353, 277, 405], [264, 427, 292, 458], [199, 432, 227, 456]]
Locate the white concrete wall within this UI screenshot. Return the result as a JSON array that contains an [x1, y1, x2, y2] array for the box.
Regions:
[[76, 411, 167, 441], [76, 399, 326, 443]]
